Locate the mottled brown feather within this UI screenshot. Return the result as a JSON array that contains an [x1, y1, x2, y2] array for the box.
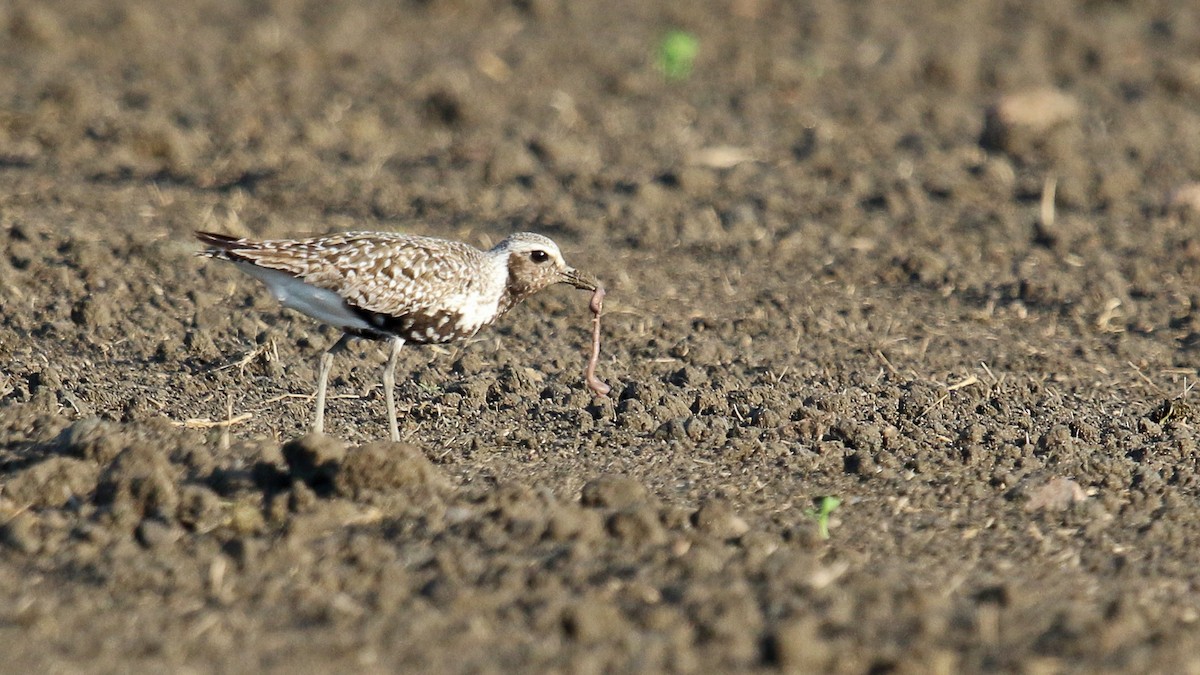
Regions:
[[195, 230, 592, 344]]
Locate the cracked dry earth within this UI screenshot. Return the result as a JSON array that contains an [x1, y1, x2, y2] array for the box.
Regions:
[[5, 0, 1200, 672]]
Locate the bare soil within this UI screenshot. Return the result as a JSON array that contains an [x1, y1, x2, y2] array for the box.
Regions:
[[4, 0, 1200, 672]]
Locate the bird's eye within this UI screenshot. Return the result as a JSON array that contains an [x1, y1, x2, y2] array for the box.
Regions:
[[530, 250, 550, 264]]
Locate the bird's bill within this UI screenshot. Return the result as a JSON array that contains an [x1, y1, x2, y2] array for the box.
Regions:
[[563, 268, 600, 291]]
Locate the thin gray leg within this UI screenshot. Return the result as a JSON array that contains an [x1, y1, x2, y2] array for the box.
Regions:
[[382, 337, 404, 442], [313, 333, 353, 435]]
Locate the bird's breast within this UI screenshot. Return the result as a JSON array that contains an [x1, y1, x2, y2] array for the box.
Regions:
[[357, 252, 508, 343], [354, 305, 491, 344]]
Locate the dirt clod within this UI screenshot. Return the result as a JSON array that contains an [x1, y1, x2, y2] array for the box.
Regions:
[[767, 617, 833, 671], [692, 500, 751, 540], [981, 88, 1081, 155], [581, 476, 650, 509], [606, 506, 666, 547], [135, 518, 181, 549], [545, 503, 605, 542], [562, 597, 627, 643], [3, 456, 98, 508], [53, 417, 127, 464], [1021, 476, 1089, 512], [94, 443, 179, 527], [0, 511, 41, 554], [335, 441, 446, 499], [281, 434, 346, 493], [176, 484, 226, 532]]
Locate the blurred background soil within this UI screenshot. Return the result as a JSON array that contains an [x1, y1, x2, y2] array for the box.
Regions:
[[4, 0, 1200, 671]]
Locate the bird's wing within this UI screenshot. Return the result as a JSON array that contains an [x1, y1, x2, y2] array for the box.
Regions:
[[207, 232, 484, 318]]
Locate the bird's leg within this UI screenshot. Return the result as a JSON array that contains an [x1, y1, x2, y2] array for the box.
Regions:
[[382, 337, 404, 442], [313, 333, 353, 435]]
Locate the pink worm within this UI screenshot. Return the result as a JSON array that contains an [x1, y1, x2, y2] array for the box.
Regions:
[[585, 287, 611, 396]]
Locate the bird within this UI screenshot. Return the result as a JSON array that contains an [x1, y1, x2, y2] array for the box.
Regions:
[[195, 230, 600, 441]]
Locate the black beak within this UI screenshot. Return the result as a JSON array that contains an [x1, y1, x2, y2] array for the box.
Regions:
[[563, 268, 599, 291]]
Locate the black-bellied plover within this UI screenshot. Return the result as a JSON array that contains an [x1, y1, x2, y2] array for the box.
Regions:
[[196, 230, 602, 441]]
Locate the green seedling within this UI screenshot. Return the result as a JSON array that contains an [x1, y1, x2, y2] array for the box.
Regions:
[[804, 496, 841, 540], [415, 380, 441, 396], [658, 30, 699, 80]]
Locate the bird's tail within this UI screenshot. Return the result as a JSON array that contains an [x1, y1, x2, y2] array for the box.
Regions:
[[195, 231, 245, 258]]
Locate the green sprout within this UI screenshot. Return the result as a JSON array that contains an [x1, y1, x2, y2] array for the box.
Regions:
[[804, 496, 841, 540], [658, 30, 699, 80]]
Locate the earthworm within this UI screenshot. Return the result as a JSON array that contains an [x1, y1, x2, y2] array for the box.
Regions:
[[585, 286, 611, 396]]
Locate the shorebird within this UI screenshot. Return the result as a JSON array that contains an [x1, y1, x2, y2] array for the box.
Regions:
[[196, 230, 600, 441]]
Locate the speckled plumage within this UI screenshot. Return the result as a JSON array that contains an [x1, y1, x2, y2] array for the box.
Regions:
[[196, 230, 599, 440]]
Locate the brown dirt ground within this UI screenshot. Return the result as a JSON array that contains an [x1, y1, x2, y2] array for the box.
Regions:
[[4, 0, 1200, 672]]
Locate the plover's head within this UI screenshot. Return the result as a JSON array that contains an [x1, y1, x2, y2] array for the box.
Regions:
[[493, 232, 599, 299]]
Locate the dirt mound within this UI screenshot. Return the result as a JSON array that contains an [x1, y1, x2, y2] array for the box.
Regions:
[[4, 0, 1200, 671]]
